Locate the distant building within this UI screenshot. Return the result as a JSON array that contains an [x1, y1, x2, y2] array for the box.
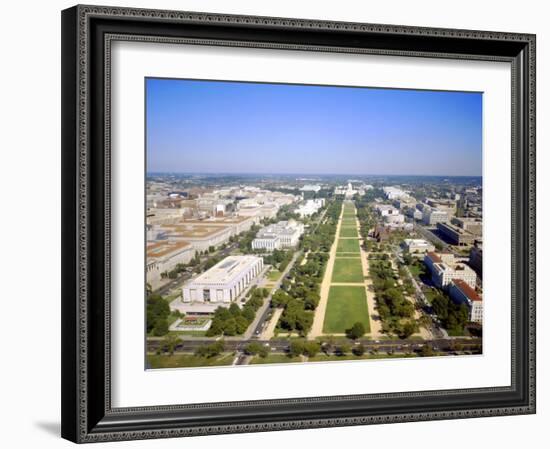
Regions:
[[296, 199, 325, 217], [252, 220, 304, 251], [437, 222, 476, 246], [384, 213, 405, 224], [469, 239, 483, 277], [146, 240, 195, 288], [424, 252, 477, 289], [449, 279, 483, 323], [422, 208, 449, 226], [300, 184, 321, 193], [383, 186, 408, 200], [402, 239, 435, 255], [373, 225, 391, 242], [375, 204, 399, 217], [182, 256, 264, 303], [451, 217, 482, 236]]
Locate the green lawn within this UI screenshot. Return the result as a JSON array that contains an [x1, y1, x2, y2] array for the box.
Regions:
[[146, 353, 234, 368], [267, 269, 282, 281], [250, 354, 302, 364], [308, 353, 418, 362], [336, 238, 360, 253], [332, 258, 364, 283], [339, 227, 358, 238], [323, 286, 371, 334]]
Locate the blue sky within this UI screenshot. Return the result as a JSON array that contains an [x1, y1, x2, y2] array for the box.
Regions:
[[146, 78, 482, 176]]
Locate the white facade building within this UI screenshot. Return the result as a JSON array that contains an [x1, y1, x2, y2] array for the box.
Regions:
[[182, 256, 264, 303], [383, 186, 408, 200], [375, 204, 399, 217], [384, 213, 405, 224], [402, 239, 435, 255], [424, 252, 477, 289], [146, 240, 195, 288], [300, 184, 321, 193], [296, 199, 325, 217], [252, 220, 304, 250], [422, 207, 449, 226], [449, 279, 483, 323], [251, 235, 281, 251]]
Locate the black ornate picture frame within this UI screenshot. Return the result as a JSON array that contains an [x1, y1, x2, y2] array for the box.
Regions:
[[61, 4, 536, 443]]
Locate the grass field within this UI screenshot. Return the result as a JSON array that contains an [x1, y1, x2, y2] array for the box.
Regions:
[[336, 238, 360, 253], [267, 269, 282, 281], [332, 258, 364, 283], [250, 354, 302, 364], [323, 286, 371, 334], [341, 216, 356, 221], [146, 353, 234, 368], [308, 353, 418, 362], [339, 227, 358, 238]]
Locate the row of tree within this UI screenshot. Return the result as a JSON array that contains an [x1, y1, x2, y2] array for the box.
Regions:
[[369, 259, 419, 338], [205, 287, 269, 337], [273, 201, 342, 336]]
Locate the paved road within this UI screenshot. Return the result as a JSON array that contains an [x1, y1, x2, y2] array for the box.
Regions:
[[248, 251, 302, 340], [392, 246, 448, 339], [148, 337, 481, 355]]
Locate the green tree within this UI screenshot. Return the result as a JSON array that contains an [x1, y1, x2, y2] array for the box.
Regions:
[[161, 334, 181, 355], [346, 322, 366, 340], [223, 318, 237, 336], [353, 344, 365, 356], [419, 344, 435, 357], [244, 342, 263, 355], [289, 340, 305, 357], [152, 318, 169, 336], [303, 341, 321, 357], [338, 343, 352, 355]]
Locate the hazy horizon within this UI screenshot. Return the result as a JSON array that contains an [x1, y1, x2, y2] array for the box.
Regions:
[[146, 79, 483, 177]]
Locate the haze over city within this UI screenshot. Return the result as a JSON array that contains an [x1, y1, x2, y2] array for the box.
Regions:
[[146, 78, 482, 176]]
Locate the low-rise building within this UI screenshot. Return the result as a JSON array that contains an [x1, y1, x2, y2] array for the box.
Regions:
[[296, 199, 325, 217], [449, 279, 483, 323], [300, 184, 321, 193], [146, 240, 195, 288], [375, 204, 399, 217], [422, 208, 449, 226], [383, 186, 408, 200], [252, 220, 304, 250], [424, 252, 477, 289], [160, 223, 232, 252], [384, 213, 405, 224], [437, 221, 476, 246], [451, 217, 483, 236], [402, 239, 435, 255], [182, 255, 264, 304], [469, 239, 483, 277]]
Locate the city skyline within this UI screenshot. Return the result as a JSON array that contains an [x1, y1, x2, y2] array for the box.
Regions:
[[146, 78, 483, 177]]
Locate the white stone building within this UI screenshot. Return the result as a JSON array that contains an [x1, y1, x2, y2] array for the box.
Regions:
[[182, 255, 264, 303], [449, 279, 483, 323], [402, 239, 435, 255], [383, 186, 408, 200], [252, 220, 304, 250], [422, 207, 449, 226], [146, 240, 195, 288], [424, 252, 477, 289], [296, 199, 325, 217]]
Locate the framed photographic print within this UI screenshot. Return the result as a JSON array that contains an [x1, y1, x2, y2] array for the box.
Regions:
[[61, 4, 536, 443]]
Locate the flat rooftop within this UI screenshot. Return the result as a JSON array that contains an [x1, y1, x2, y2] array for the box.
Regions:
[[147, 240, 191, 259], [161, 223, 229, 239], [188, 255, 262, 286], [183, 216, 252, 225]]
